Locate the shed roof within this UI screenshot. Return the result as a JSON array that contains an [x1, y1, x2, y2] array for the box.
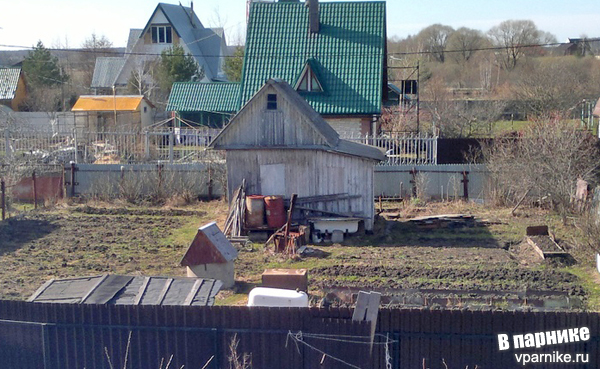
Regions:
[[91, 58, 127, 88], [72, 95, 153, 112], [0, 67, 22, 100], [210, 79, 385, 161], [167, 82, 240, 112], [240, 1, 386, 115], [28, 275, 222, 306], [180, 222, 238, 266]]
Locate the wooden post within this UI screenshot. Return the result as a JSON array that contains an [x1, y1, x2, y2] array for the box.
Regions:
[[207, 163, 213, 200], [284, 194, 298, 254], [32, 170, 37, 209], [461, 171, 469, 200], [410, 168, 418, 197], [1, 179, 5, 221], [157, 164, 163, 193]]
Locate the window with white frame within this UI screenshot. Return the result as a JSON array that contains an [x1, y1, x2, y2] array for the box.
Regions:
[[296, 66, 323, 92], [151, 26, 173, 44]]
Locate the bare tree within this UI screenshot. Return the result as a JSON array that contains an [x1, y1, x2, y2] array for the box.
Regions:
[[127, 58, 159, 98], [447, 27, 488, 64], [417, 24, 454, 63], [81, 33, 114, 86], [487, 20, 554, 70], [511, 56, 600, 117], [485, 118, 600, 220]]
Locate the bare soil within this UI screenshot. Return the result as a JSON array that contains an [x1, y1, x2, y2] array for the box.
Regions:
[[0, 200, 593, 311]]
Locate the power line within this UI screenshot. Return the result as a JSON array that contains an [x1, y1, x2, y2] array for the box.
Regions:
[[2, 38, 598, 60]]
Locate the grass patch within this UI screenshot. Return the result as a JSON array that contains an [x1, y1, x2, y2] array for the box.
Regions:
[[562, 266, 600, 311]]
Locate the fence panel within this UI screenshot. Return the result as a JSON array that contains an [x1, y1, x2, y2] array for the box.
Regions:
[[345, 133, 438, 166], [0, 320, 46, 369]]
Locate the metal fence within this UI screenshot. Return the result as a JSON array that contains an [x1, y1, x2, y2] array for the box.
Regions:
[[344, 132, 438, 165], [2, 127, 436, 166], [1, 127, 222, 165]]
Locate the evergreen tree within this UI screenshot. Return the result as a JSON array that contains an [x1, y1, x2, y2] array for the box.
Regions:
[[223, 46, 244, 82], [157, 45, 202, 92], [22, 41, 68, 87]]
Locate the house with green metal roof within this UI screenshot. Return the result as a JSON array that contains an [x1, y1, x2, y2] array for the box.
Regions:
[[167, 0, 387, 135]]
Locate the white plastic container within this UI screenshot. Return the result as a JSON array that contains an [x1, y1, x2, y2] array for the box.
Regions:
[[310, 217, 360, 233], [247, 287, 309, 307]]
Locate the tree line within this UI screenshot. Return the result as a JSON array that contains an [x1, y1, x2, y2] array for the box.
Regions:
[[388, 20, 600, 137]]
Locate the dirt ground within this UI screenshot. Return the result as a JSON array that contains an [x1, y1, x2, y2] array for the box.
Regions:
[[0, 200, 594, 311]]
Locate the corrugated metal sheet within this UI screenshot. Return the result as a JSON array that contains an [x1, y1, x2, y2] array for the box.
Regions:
[[90, 57, 126, 88], [72, 95, 146, 111], [126, 29, 143, 53], [241, 1, 386, 115], [0, 67, 21, 100], [167, 82, 240, 112], [180, 222, 238, 266], [28, 275, 222, 306]]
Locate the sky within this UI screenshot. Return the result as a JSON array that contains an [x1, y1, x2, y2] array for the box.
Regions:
[[0, 0, 599, 51]]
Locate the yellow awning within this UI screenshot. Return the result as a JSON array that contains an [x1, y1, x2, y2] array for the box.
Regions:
[[72, 96, 146, 112]]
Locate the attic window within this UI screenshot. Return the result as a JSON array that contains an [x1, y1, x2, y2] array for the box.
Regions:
[[296, 65, 323, 92], [267, 94, 277, 110], [151, 26, 172, 44]]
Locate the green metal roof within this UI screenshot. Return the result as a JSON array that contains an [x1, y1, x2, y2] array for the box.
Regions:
[[166, 82, 240, 112], [240, 1, 386, 115]]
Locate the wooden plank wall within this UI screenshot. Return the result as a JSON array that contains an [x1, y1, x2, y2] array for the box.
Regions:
[[0, 301, 371, 369], [1, 301, 599, 369], [216, 85, 329, 148], [226, 149, 375, 229]]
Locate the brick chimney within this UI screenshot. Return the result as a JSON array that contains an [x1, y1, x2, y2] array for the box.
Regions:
[[306, 0, 319, 34]]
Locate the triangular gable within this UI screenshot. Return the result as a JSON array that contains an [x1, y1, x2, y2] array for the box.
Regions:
[[294, 60, 324, 93], [180, 222, 237, 266], [209, 79, 339, 150]]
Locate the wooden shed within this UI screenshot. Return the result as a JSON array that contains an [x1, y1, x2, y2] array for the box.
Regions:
[[209, 79, 385, 230], [180, 222, 238, 288]]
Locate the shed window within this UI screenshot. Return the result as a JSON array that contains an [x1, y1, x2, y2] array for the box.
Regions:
[[151, 26, 172, 44], [267, 94, 277, 110]]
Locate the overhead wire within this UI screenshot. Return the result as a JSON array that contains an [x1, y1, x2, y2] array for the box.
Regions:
[[2, 38, 599, 60]]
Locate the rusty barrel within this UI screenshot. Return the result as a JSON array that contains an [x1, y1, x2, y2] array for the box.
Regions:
[[264, 195, 286, 228], [245, 195, 265, 228]]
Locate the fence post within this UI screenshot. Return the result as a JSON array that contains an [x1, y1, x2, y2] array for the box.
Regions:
[[169, 131, 175, 164], [73, 128, 78, 164], [207, 163, 213, 200], [144, 131, 150, 160], [4, 129, 11, 158], [462, 171, 469, 200], [32, 170, 37, 209], [70, 162, 77, 198], [1, 179, 5, 220], [157, 163, 163, 193], [410, 168, 418, 197]]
